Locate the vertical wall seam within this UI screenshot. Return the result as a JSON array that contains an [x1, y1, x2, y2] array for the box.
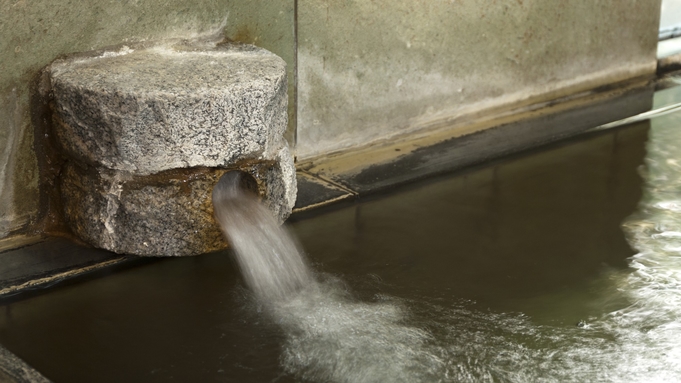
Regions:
[[293, 0, 299, 157]]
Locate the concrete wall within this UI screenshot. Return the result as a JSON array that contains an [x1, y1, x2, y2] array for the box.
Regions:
[[0, 0, 664, 241], [221, 1, 296, 144], [295, 0, 662, 158], [0, 0, 294, 240]]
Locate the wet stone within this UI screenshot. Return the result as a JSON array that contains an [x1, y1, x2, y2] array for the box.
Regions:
[[60, 155, 296, 257], [49, 43, 296, 256]]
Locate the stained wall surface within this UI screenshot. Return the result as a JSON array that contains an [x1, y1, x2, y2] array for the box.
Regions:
[[0, 0, 294, 240], [0, 0, 664, 242], [295, 0, 662, 158]]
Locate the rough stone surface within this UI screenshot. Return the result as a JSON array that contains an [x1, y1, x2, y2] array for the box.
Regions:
[[60, 153, 296, 256], [51, 43, 296, 256], [49, 43, 288, 175]]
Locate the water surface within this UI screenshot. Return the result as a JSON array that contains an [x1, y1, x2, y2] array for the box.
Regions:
[[1, 112, 680, 382]]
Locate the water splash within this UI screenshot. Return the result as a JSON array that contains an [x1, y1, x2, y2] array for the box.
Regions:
[[214, 172, 441, 381], [273, 279, 444, 383], [605, 112, 681, 380], [214, 112, 681, 382]]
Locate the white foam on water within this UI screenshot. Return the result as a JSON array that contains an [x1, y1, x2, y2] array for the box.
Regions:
[[272, 280, 444, 383], [214, 112, 681, 382]]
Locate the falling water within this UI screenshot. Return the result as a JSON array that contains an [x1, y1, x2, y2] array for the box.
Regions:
[[212, 171, 444, 382], [212, 171, 312, 302]]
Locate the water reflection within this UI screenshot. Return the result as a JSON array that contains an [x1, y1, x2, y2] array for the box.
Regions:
[[295, 121, 649, 316], [288, 121, 663, 382], [413, 115, 681, 382], [288, 115, 681, 382]]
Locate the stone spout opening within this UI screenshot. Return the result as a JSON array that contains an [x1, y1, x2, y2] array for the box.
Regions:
[[212, 170, 259, 203]]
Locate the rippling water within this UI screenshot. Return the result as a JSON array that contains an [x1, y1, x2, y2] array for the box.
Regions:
[[216, 114, 681, 383], [609, 112, 681, 381]]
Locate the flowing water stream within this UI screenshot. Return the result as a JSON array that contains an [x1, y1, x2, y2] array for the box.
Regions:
[[212, 172, 312, 302], [213, 172, 446, 382], [212, 115, 681, 382]]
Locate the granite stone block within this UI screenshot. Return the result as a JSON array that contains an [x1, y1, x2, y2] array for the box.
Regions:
[[49, 43, 296, 256], [49, 43, 288, 175]]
